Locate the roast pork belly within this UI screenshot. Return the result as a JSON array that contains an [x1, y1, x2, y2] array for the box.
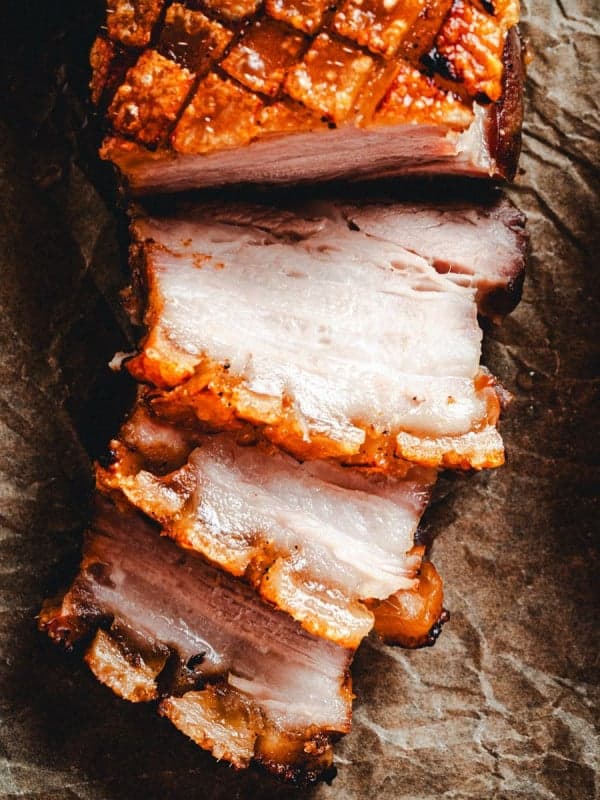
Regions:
[[97, 401, 437, 648], [92, 1, 523, 193], [40, 497, 352, 783], [339, 193, 527, 319], [124, 196, 522, 470]]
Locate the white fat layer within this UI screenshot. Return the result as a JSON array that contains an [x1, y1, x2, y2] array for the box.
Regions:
[[86, 502, 350, 730], [183, 435, 431, 597], [338, 199, 522, 290], [140, 206, 488, 439]]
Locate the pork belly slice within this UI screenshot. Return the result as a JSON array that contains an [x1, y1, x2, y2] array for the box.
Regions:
[[125, 198, 510, 471], [40, 497, 352, 783], [93, 0, 523, 192], [97, 401, 435, 648], [339, 193, 527, 318]]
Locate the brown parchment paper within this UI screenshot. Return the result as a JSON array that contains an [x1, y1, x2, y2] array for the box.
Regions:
[[0, 1, 598, 798]]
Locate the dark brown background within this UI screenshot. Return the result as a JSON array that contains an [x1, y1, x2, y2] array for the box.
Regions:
[[0, 2, 598, 798]]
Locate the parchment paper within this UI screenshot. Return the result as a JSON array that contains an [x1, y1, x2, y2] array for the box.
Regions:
[[0, 2, 598, 798]]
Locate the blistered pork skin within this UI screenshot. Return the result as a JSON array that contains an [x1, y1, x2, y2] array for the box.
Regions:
[[39, 497, 352, 783], [97, 402, 435, 648], [125, 200, 505, 471], [92, 1, 523, 192]]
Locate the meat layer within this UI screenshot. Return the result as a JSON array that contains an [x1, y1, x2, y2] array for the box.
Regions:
[[124, 197, 517, 471], [97, 401, 435, 648], [91, 1, 523, 192], [40, 497, 352, 783]]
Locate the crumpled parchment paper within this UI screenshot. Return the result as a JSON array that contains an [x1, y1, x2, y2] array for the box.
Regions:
[[0, 1, 598, 798]]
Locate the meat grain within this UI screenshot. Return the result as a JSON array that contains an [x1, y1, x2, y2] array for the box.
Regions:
[[40, 497, 352, 783]]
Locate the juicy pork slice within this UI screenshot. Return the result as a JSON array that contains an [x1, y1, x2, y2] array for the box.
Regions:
[[92, 0, 523, 193], [97, 401, 437, 648], [125, 197, 523, 471], [40, 497, 352, 783], [339, 193, 527, 319]]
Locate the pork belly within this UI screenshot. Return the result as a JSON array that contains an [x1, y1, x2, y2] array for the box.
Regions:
[[40, 497, 352, 783], [92, 1, 523, 193], [124, 197, 519, 471], [339, 192, 527, 319], [97, 401, 436, 648]]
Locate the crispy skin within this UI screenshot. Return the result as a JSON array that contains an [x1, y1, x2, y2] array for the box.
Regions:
[[434, 0, 520, 101], [97, 401, 434, 648], [332, 0, 425, 60], [375, 60, 473, 129], [136, 367, 505, 471], [40, 497, 352, 784], [92, 0, 523, 190], [108, 50, 194, 147], [398, 0, 455, 62], [106, 0, 164, 47], [157, 4, 233, 76], [172, 74, 263, 155], [483, 26, 525, 181], [125, 200, 509, 472], [222, 19, 306, 97], [371, 561, 446, 647]]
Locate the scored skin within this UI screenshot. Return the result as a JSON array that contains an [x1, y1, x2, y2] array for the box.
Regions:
[[93, 0, 523, 191], [97, 401, 435, 648], [125, 204, 507, 473], [39, 497, 352, 784], [433, 0, 520, 102]]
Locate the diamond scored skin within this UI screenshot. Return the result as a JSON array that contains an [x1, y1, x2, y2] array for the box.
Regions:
[[94, 0, 523, 190]]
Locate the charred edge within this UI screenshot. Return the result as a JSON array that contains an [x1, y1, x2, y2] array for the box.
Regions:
[[421, 607, 450, 648], [421, 46, 461, 83], [91, 35, 140, 111], [485, 26, 525, 181], [155, 649, 208, 697], [257, 750, 338, 787], [51, 608, 342, 784], [479, 264, 525, 318], [478, 197, 528, 317]]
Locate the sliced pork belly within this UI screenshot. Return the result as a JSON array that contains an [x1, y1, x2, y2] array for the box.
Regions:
[[97, 401, 436, 648], [340, 193, 527, 318], [92, 0, 523, 193], [40, 497, 352, 783], [125, 198, 510, 471]]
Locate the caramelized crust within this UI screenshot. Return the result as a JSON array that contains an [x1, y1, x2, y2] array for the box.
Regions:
[[285, 34, 376, 123], [222, 19, 306, 97], [90, 36, 117, 105], [398, 0, 454, 62], [106, 0, 164, 47], [372, 561, 446, 647], [157, 4, 233, 75], [172, 74, 263, 154], [94, 1, 523, 188], [40, 498, 353, 784], [202, 0, 262, 21], [434, 0, 520, 101], [375, 60, 473, 128], [90, 35, 139, 107], [108, 50, 194, 146], [265, 0, 331, 34], [333, 0, 425, 60], [257, 99, 328, 135]]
